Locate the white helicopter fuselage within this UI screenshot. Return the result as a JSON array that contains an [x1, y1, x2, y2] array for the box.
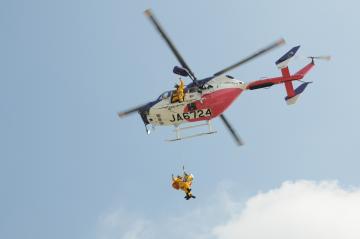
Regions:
[[146, 75, 246, 126]]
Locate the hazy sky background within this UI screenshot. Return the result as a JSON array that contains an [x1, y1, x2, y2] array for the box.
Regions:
[[1, 0, 360, 239]]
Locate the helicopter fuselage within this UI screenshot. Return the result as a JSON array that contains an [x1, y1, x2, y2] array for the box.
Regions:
[[143, 75, 246, 126]]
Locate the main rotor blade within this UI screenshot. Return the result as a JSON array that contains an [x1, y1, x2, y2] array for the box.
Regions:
[[220, 114, 244, 146], [213, 38, 285, 76], [144, 9, 196, 80], [118, 104, 147, 118]]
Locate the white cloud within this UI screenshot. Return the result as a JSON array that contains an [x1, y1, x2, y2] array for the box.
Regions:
[[97, 180, 360, 239], [96, 185, 236, 239], [213, 180, 360, 239]]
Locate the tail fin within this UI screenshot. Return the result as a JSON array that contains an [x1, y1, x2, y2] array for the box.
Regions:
[[276, 46, 300, 104], [284, 82, 312, 105], [276, 46, 315, 105], [276, 45, 300, 69]]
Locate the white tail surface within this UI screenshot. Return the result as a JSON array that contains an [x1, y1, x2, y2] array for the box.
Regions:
[[276, 46, 301, 69]]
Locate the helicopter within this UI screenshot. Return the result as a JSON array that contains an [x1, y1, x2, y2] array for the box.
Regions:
[[172, 167, 195, 200], [118, 9, 329, 145]]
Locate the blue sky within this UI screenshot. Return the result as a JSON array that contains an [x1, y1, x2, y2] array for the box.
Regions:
[[1, 1, 360, 239]]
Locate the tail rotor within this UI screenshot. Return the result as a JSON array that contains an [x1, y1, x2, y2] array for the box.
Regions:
[[308, 55, 331, 62]]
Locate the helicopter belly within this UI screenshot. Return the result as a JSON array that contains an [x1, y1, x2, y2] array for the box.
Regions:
[[147, 87, 243, 126]]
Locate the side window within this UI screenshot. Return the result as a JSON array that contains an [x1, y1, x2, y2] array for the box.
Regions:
[[202, 83, 213, 89], [188, 87, 199, 93]]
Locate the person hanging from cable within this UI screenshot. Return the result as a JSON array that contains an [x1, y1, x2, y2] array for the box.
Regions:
[[171, 166, 195, 200]]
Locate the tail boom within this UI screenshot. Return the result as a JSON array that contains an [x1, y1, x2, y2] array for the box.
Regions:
[[246, 62, 314, 90], [246, 60, 315, 104], [246, 45, 325, 104]]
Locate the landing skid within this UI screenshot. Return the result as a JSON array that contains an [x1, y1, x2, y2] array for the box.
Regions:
[[166, 120, 217, 142], [167, 131, 217, 142]]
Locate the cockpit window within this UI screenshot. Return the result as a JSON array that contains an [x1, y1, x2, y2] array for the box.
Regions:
[[226, 75, 234, 79], [158, 91, 171, 100]]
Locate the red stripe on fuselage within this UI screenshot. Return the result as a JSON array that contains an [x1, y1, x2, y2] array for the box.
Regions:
[[183, 88, 243, 122]]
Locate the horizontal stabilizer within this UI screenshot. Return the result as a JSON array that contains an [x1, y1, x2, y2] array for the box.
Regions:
[[285, 82, 311, 105], [276, 46, 300, 69]]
